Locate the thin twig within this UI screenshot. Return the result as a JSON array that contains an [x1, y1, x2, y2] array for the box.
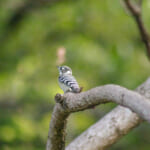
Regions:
[[124, 0, 150, 58]]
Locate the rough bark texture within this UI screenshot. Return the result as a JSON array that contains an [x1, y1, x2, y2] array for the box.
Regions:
[[66, 106, 140, 150], [46, 103, 69, 150], [63, 84, 150, 122], [66, 78, 150, 150], [47, 78, 150, 150]]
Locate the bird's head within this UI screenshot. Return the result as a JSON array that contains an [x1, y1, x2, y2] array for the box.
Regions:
[[57, 66, 72, 75]]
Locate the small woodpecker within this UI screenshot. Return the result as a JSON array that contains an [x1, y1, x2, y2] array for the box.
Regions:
[[57, 66, 81, 93]]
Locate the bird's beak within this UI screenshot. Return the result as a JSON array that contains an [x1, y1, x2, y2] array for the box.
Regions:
[[57, 66, 60, 70]]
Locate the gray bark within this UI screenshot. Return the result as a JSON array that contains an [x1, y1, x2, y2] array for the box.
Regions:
[[63, 84, 150, 122], [46, 103, 69, 150], [66, 78, 150, 150], [66, 106, 140, 150], [46, 78, 150, 150]]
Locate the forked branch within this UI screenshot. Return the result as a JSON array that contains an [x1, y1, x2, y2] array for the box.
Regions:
[[46, 78, 150, 150], [66, 78, 150, 150]]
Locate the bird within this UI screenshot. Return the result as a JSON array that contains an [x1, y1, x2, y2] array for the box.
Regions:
[[57, 66, 82, 93]]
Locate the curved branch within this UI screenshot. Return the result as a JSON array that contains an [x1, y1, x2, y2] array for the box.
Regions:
[[46, 78, 150, 150], [66, 78, 150, 150], [63, 85, 150, 122]]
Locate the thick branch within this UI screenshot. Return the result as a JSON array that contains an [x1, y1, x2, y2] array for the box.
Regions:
[[46, 103, 69, 150], [124, 0, 150, 58], [47, 78, 150, 150], [66, 106, 140, 150], [63, 85, 150, 122], [66, 78, 150, 150]]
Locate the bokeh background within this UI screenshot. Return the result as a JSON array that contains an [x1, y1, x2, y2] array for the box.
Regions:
[[0, 0, 150, 150]]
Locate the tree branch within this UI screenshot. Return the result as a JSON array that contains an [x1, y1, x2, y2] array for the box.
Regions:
[[46, 103, 69, 150], [63, 84, 150, 122], [66, 106, 141, 150], [46, 77, 150, 150], [66, 78, 150, 150], [123, 0, 150, 58]]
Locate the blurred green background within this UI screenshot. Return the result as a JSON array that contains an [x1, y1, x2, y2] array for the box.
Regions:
[[0, 0, 150, 150]]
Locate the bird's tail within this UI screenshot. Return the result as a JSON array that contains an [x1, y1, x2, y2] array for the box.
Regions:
[[72, 87, 83, 93]]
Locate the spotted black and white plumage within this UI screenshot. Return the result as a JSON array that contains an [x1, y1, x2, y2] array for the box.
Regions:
[[57, 66, 81, 93]]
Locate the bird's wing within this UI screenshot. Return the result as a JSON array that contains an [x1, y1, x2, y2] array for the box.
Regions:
[[59, 75, 80, 92]]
